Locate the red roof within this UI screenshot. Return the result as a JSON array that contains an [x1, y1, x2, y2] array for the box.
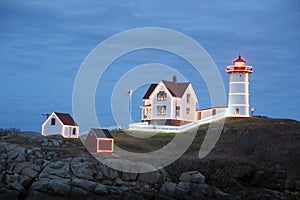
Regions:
[[54, 112, 77, 126], [143, 84, 158, 99], [234, 55, 246, 63]]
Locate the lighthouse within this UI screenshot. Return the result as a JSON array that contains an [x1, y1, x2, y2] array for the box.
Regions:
[[226, 55, 253, 117]]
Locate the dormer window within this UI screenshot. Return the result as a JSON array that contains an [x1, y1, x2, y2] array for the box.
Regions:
[[157, 91, 167, 101]]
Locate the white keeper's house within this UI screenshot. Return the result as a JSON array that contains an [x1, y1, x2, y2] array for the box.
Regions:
[[42, 112, 79, 138], [141, 75, 198, 126], [129, 55, 253, 131]]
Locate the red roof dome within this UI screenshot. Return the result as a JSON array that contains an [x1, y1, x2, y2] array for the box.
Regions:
[[234, 55, 246, 63]]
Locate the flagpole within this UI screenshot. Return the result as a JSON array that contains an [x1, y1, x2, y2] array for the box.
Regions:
[[130, 90, 132, 123]]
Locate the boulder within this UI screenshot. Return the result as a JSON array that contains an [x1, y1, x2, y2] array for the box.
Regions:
[[196, 184, 212, 197], [138, 171, 161, 185], [175, 181, 190, 195], [160, 182, 176, 196], [94, 183, 108, 194], [48, 179, 70, 196], [71, 178, 97, 192], [179, 171, 205, 184]]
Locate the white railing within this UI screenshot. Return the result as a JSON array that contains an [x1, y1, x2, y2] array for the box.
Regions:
[[128, 114, 225, 133], [226, 65, 253, 73]]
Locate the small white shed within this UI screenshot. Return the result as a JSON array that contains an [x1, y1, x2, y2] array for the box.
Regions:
[[42, 112, 79, 138]]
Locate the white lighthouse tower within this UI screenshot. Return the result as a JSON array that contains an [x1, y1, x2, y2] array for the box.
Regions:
[[226, 55, 253, 117]]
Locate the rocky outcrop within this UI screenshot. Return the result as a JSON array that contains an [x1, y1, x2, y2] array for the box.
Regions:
[[1, 117, 300, 200], [0, 133, 232, 200]]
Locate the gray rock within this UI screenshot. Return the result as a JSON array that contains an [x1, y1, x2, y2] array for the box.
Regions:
[[138, 171, 161, 185], [49, 140, 60, 147], [175, 181, 190, 195], [8, 162, 31, 173], [5, 173, 19, 184], [122, 172, 138, 181], [22, 167, 39, 178], [107, 186, 127, 195], [70, 186, 90, 196], [18, 174, 33, 188], [71, 156, 100, 180], [115, 177, 124, 186], [160, 182, 176, 195], [71, 178, 97, 192], [26, 147, 41, 154], [7, 151, 18, 160], [48, 179, 70, 195], [40, 160, 70, 179], [35, 151, 44, 159], [32, 178, 49, 192], [50, 161, 65, 169], [212, 187, 230, 198], [94, 183, 108, 194], [29, 190, 64, 200], [196, 184, 212, 197], [7, 182, 26, 192], [179, 171, 205, 184]]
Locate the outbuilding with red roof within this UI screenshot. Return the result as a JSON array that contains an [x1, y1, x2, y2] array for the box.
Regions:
[[42, 112, 79, 138]]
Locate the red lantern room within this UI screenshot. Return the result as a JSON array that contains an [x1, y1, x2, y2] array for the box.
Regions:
[[226, 55, 252, 73]]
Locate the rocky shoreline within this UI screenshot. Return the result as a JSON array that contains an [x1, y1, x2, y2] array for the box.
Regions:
[[0, 117, 300, 199]]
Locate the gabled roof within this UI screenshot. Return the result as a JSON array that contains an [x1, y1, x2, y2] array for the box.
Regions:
[[54, 112, 77, 126], [143, 80, 191, 99], [162, 80, 190, 98], [91, 128, 113, 139], [143, 84, 158, 99]]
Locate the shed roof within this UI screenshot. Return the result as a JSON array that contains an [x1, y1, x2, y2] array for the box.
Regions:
[[91, 128, 113, 139], [54, 112, 77, 126]]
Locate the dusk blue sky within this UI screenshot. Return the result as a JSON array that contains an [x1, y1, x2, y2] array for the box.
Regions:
[[0, 0, 299, 132]]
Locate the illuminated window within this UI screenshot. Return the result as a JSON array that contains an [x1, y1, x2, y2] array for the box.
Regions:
[[51, 118, 55, 125], [187, 93, 190, 103], [176, 106, 180, 117], [186, 108, 190, 115], [157, 106, 166, 116], [235, 62, 245, 67], [157, 91, 167, 101]]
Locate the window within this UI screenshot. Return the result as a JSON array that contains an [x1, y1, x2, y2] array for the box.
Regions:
[[176, 106, 180, 117], [157, 91, 167, 101], [73, 128, 76, 135], [212, 109, 216, 116], [197, 112, 201, 120], [157, 106, 166, 116], [187, 94, 190, 103], [186, 108, 190, 115], [236, 108, 240, 115], [51, 118, 55, 125]]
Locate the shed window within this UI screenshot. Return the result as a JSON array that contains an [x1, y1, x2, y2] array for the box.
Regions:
[[73, 128, 76, 135], [51, 118, 55, 125]]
